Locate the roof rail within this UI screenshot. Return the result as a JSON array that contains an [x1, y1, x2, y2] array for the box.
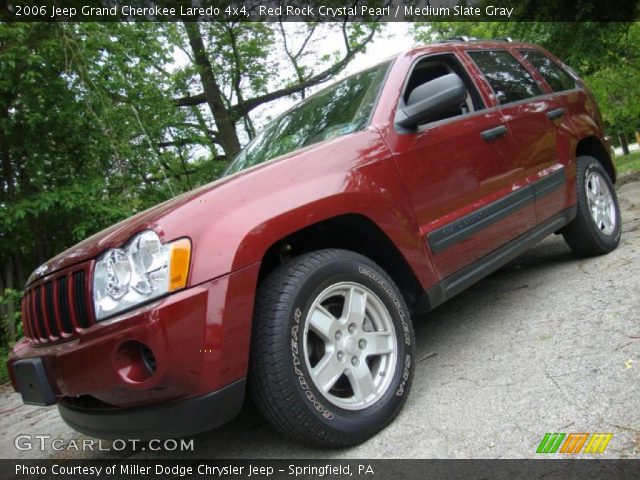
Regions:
[[436, 36, 513, 44], [436, 36, 474, 43]]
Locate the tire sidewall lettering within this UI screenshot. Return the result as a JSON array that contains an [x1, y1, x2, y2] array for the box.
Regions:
[[396, 354, 412, 397], [357, 265, 411, 347], [290, 307, 334, 420], [357, 265, 413, 398]]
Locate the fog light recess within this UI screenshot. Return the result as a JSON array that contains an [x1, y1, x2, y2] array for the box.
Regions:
[[114, 340, 157, 383], [140, 344, 157, 374]]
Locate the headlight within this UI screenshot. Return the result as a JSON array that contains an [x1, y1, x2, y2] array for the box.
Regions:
[[93, 231, 191, 321]]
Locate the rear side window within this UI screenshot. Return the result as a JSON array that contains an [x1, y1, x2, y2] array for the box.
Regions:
[[520, 50, 576, 92], [468, 50, 542, 104]]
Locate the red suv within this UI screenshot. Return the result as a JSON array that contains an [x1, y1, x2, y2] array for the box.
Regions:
[[8, 40, 621, 447]]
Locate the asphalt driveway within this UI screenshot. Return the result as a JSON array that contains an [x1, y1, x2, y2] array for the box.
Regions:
[[1, 180, 639, 460]]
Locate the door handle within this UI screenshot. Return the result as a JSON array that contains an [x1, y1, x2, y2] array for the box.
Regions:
[[547, 108, 565, 120], [481, 125, 508, 141]]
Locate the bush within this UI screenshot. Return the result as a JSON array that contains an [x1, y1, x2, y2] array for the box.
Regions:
[[0, 288, 23, 384]]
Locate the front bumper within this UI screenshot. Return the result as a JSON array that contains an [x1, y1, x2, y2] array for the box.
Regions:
[[58, 379, 245, 440], [8, 264, 260, 437]]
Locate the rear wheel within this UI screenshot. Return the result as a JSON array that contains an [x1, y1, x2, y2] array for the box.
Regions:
[[249, 249, 415, 447], [562, 156, 621, 256]]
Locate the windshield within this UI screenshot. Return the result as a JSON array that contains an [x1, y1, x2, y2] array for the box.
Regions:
[[225, 61, 391, 175]]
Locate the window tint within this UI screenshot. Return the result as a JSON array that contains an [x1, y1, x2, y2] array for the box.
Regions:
[[468, 50, 542, 104], [520, 50, 576, 92]]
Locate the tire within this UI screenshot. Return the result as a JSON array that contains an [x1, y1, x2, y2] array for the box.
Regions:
[[249, 249, 415, 447], [562, 156, 621, 256]]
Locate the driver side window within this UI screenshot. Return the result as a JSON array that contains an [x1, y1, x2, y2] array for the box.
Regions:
[[404, 54, 484, 126]]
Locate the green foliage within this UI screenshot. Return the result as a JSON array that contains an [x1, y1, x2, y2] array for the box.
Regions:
[[615, 151, 640, 175], [587, 66, 640, 134], [0, 346, 10, 385], [582, 23, 640, 135], [0, 289, 22, 340], [0, 289, 22, 384]]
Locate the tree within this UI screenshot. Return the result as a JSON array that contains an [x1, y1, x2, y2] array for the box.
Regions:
[[0, 21, 379, 351], [0, 22, 194, 341], [177, 21, 379, 158], [584, 23, 640, 147]]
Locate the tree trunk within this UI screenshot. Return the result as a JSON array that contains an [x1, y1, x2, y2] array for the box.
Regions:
[[618, 132, 630, 155], [1, 104, 18, 340], [0, 273, 6, 320], [226, 25, 256, 140], [0, 106, 14, 197], [15, 254, 26, 289], [183, 22, 241, 159]]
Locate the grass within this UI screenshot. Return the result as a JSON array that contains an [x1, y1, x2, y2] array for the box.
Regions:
[[614, 151, 640, 175]]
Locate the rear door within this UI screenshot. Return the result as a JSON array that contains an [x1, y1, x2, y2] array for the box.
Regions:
[[386, 52, 537, 280], [517, 48, 582, 221], [465, 49, 569, 224]]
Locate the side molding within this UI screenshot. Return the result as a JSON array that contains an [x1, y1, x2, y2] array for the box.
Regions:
[[427, 168, 566, 255], [426, 205, 576, 309]]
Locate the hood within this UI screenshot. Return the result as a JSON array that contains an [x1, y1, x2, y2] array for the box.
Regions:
[[26, 139, 329, 285]]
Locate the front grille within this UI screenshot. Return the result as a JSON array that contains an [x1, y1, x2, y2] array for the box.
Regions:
[[21, 267, 94, 344]]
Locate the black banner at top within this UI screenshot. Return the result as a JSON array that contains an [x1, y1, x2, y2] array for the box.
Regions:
[[2, 0, 640, 22]]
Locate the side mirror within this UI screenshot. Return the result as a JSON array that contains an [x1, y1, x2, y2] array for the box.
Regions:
[[395, 73, 468, 129]]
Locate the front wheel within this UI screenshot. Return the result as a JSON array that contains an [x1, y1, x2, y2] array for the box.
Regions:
[[249, 249, 415, 447], [562, 156, 621, 256]]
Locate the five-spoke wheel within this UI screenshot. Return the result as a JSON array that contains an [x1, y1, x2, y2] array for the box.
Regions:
[[249, 249, 414, 447], [585, 170, 617, 235], [305, 282, 397, 410]]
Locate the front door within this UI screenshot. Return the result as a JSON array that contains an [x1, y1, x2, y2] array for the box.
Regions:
[[386, 52, 537, 280]]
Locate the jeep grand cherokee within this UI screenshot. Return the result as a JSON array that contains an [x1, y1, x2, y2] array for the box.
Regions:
[[8, 39, 620, 447]]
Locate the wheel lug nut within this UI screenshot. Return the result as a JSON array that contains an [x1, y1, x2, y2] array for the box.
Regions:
[[335, 330, 342, 341], [358, 339, 367, 349], [337, 351, 344, 361], [351, 356, 359, 366], [348, 323, 356, 334]]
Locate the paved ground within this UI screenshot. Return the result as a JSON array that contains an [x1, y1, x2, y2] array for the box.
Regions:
[[1, 181, 639, 460]]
